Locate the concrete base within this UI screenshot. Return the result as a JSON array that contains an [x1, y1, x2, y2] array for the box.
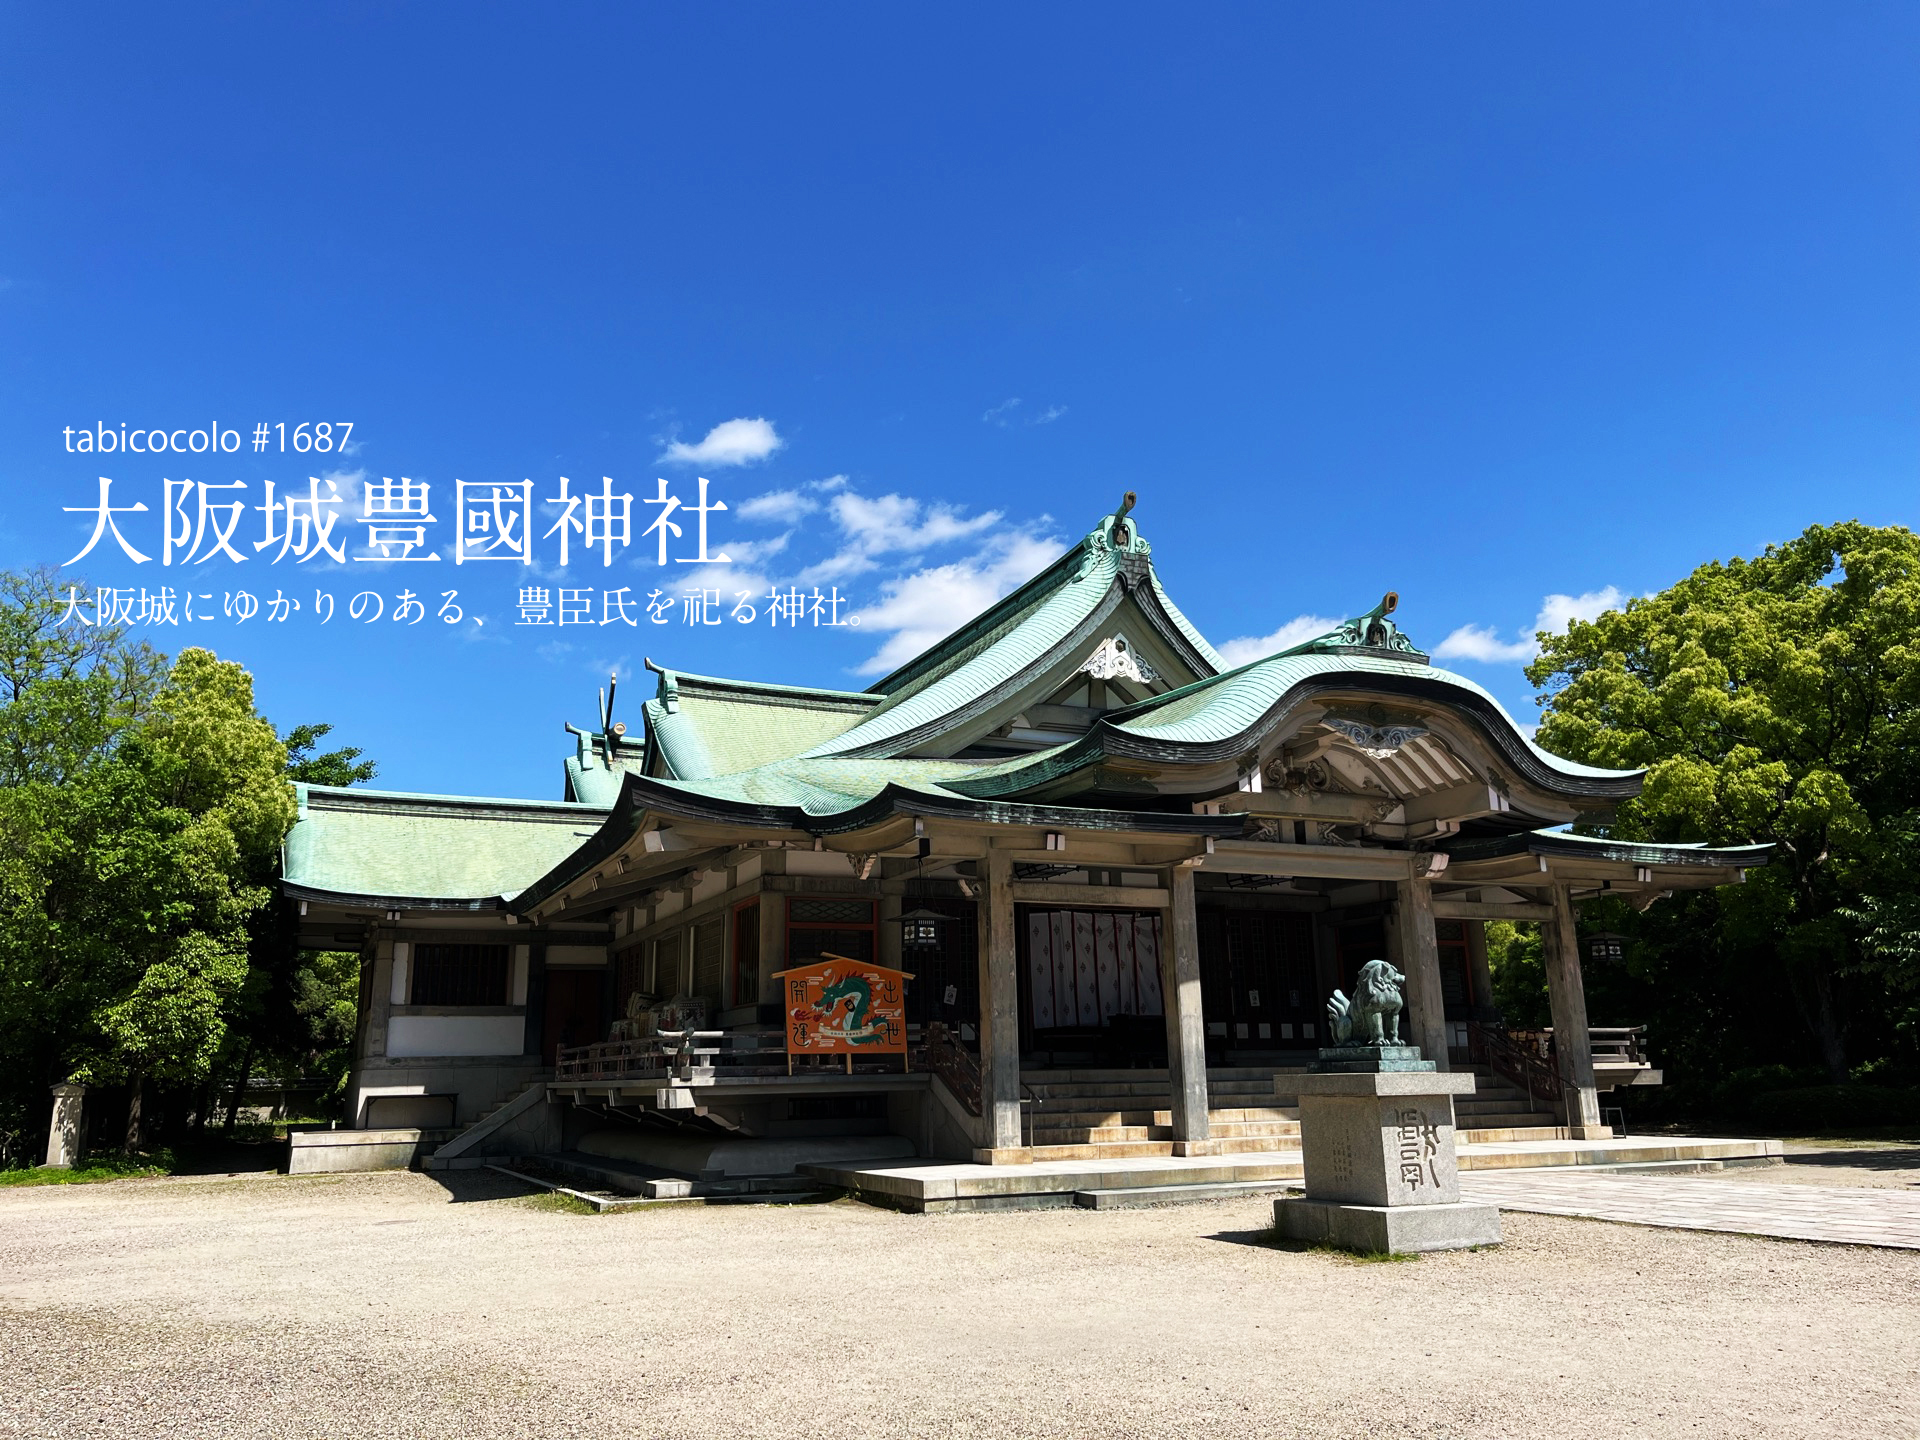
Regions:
[[1275, 1195, 1502, 1254], [970, 1146, 1034, 1166], [288, 1128, 424, 1174], [577, 1127, 915, 1179]]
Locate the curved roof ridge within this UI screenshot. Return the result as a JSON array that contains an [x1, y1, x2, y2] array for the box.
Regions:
[[804, 497, 1221, 760], [938, 648, 1640, 802]]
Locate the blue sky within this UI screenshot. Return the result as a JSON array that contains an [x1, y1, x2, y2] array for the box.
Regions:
[[2, 5, 1915, 800]]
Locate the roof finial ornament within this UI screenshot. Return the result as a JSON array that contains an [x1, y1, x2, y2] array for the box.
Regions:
[[1109, 489, 1140, 549], [643, 656, 681, 713], [1286, 590, 1428, 662]]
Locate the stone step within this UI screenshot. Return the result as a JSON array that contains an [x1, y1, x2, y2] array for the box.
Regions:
[[1073, 1179, 1302, 1210], [1030, 1140, 1179, 1162], [1205, 1113, 1297, 1128], [1455, 1111, 1560, 1129], [1211, 1136, 1302, 1155], [1460, 1125, 1572, 1143], [1031, 1126, 1159, 1145], [1029, 1113, 1297, 1136], [1022, 1080, 1280, 1100], [1031, 1119, 1301, 1147], [1208, 1125, 1299, 1142]]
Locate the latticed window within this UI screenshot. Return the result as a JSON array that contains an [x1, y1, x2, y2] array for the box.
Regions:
[[614, 942, 649, 1017], [903, 897, 978, 1027], [692, 916, 725, 1006], [410, 944, 509, 1006], [787, 897, 875, 966]]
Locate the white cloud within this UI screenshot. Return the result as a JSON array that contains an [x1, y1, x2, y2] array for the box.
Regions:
[[736, 488, 818, 523], [658, 417, 784, 468], [1432, 624, 1535, 664], [984, 398, 1066, 428], [1433, 586, 1626, 665], [813, 473, 850, 493], [1216, 614, 1342, 668], [797, 491, 1004, 585], [850, 529, 1063, 675], [1537, 586, 1626, 634]]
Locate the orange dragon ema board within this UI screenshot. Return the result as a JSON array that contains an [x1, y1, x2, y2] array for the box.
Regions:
[[774, 955, 913, 1054]]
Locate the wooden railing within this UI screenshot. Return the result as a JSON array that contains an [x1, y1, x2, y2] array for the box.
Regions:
[[1588, 1026, 1649, 1067], [554, 1029, 732, 1083], [1467, 1022, 1564, 1106], [1468, 1023, 1654, 1105], [916, 1022, 982, 1116]]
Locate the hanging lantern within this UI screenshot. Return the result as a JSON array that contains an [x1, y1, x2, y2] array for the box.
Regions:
[[896, 905, 943, 949]]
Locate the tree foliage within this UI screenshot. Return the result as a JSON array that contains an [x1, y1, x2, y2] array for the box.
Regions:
[[0, 570, 375, 1163], [284, 722, 377, 788], [1528, 521, 1920, 1079]]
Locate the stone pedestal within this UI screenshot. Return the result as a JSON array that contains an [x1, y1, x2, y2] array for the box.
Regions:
[[45, 1083, 85, 1169], [1274, 1067, 1500, 1254]]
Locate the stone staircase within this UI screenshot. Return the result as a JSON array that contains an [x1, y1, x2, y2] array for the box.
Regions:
[[421, 1074, 556, 1171], [1021, 1067, 1302, 1161], [1455, 1067, 1567, 1142], [1016, 1063, 1568, 1160]]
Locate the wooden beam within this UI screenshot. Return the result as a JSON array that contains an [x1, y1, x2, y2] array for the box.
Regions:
[[1010, 882, 1171, 909], [1431, 899, 1552, 922], [1200, 840, 1415, 882], [1401, 783, 1509, 826], [1194, 789, 1385, 824]]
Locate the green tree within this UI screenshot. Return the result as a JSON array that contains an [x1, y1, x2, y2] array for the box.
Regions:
[[0, 616, 296, 1157], [283, 722, 377, 787], [1528, 521, 1920, 1080]]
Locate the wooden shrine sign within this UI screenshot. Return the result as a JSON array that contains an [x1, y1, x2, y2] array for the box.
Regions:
[[774, 953, 913, 1059]]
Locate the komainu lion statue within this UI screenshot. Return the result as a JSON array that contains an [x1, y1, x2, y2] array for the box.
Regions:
[[1326, 959, 1406, 1046]]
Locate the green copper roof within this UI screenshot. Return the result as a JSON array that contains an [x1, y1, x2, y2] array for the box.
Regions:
[[1115, 652, 1630, 779], [645, 754, 992, 815], [285, 784, 609, 903], [801, 503, 1222, 760], [640, 669, 878, 780]]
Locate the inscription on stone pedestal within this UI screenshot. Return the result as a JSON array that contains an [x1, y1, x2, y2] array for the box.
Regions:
[[1324, 1133, 1353, 1188], [1395, 1106, 1440, 1193]]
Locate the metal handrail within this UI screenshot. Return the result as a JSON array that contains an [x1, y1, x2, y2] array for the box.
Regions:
[[916, 1022, 983, 1116], [1467, 1021, 1564, 1105]]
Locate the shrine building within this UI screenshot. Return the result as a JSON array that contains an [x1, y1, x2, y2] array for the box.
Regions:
[[283, 496, 1769, 1190]]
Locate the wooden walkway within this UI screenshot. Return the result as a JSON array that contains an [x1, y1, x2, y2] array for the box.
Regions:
[[1460, 1168, 1920, 1250]]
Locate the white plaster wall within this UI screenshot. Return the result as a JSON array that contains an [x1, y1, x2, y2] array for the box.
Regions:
[[386, 1015, 525, 1058], [547, 945, 607, 967], [784, 850, 858, 878]]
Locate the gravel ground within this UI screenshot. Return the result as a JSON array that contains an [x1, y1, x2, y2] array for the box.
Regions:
[[1, 1165, 1915, 1440], [1726, 1141, 1920, 1191]]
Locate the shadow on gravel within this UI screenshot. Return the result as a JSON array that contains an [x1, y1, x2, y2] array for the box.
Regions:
[[1785, 1146, 1920, 1174], [168, 1138, 285, 1176], [1204, 1226, 1288, 1250], [421, 1169, 537, 1204]]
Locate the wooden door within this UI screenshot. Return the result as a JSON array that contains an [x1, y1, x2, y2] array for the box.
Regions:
[[542, 969, 605, 1064], [1221, 911, 1318, 1047]]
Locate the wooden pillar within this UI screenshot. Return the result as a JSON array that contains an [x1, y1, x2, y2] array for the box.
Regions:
[[1544, 881, 1605, 1134], [1390, 875, 1451, 1071], [756, 885, 785, 1008], [1466, 919, 1498, 1019], [975, 847, 1026, 1160], [1160, 865, 1213, 1151]]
